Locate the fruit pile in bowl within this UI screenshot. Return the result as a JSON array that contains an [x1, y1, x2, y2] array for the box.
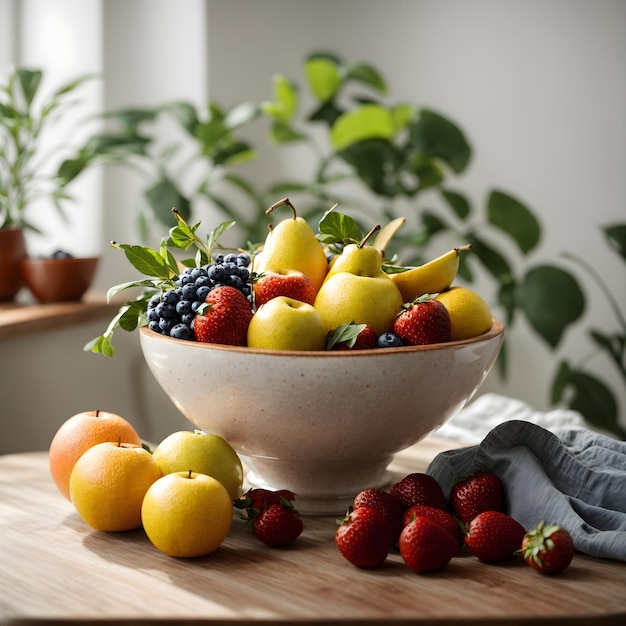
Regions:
[[91, 199, 504, 514]]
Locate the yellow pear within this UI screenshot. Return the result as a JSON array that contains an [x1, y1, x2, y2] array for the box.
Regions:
[[254, 198, 328, 291], [314, 227, 403, 336], [391, 244, 471, 302]]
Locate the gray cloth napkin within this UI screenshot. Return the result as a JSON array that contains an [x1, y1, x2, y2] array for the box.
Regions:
[[427, 420, 626, 561]]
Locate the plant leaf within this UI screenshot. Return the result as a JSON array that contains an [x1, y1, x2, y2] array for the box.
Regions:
[[604, 223, 626, 262], [116, 245, 172, 279], [441, 189, 471, 220], [487, 190, 540, 254], [465, 233, 513, 283], [409, 108, 471, 174], [346, 62, 387, 94], [144, 176, 191, 226], [305, 57, 342, 102], [318, 211, 363, 245], [16, 68, 42, 109], [330, 105, 395, 151], [520, 265, 585, 348]]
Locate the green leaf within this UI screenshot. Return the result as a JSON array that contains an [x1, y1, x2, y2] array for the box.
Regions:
[[212, 141, 257, 166], [305, 57, 342, 102], [497, 280, 518, 327], [346, 63, 387, 94], [270, 121, 306, 144], [144, 176, 191, 226], [318, 211, 363, 245], [163, 101, 199, 134], [465, 233, 513, 283], [409, 109, 471, 174], [224, 101, 262, 129], [16, 68, 42, 108], [330, 105, 396, 152], [604, 223, 626, 263], [307, 100, 344, 125], [487, 190, 540, 254], [550, 360, 571, 404], [520, 265, 585, 348], [116, 245, 171, 279], [441, 189, 471, 219], [391, 104, 414, 131], [104, 107, 158, 131], [106, 279, 160, 301], [326, 322, 368, 349]]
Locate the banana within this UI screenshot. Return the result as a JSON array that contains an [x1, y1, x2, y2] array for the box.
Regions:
[[391, 244, 471, 302], [372, 217, 406, 256]]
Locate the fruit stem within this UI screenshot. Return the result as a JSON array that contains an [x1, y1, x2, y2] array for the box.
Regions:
[[358, 224, 381, 248], [455, 244, 472, 254], [266, 197, 297, 220]]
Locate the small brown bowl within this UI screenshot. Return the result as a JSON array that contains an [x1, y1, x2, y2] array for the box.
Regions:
[[20, 256, 99, 303]]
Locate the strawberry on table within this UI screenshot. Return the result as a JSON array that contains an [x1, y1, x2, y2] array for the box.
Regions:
[[252, 502, 304, 548], [464, 510, 526, 562], [521, 521, 574, 574], [193, 285, 253, 346], [450, 470, 505, 524], [390, 472, 449, 511], [392, 295, 452, 346], [335, 506, 391, 568], [402, 504, 461, 544], [353, 488, 405, 544], [399, 516, 459, 573]]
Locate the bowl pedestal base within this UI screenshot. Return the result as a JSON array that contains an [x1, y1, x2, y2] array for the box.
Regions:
[[240, 453, 394, 516]]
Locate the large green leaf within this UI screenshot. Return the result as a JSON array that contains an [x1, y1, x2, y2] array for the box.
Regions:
[[520, 265, 585, 348], [330, 105, 395, 152], [604, 223, 626, 262], [465, 233, 513, 283], [144, 176, 191, 227], [346, 62, 387, 94], [16, 68, 42, 109], [104, 108, 158, 131], [163, 102, 199, 134], [487, 190, 540, 254], [408, 109, 471, 174], [305, 57, 342, 102], [441, 189, 471, 220]]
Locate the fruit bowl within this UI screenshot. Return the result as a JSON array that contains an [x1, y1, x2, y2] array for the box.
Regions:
[[140, 319, 504, 515]]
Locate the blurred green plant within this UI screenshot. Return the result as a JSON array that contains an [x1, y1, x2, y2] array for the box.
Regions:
[[62, 52, 625, 438]]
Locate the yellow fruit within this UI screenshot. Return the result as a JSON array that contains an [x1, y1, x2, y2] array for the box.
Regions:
[[391, 245, 471, 302], [69, 442, 162, 532], [314, 242, 403, 336], [49, 409, 143, 501], [435, 286, 493, 340], [141, 471, 233, 558], [152, 430, 244, 500]]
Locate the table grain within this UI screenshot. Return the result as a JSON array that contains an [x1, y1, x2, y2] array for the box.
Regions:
[[1, 437, 625, 625]]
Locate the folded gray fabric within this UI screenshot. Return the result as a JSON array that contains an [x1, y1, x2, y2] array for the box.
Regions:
[[427, 420, 626, 561]]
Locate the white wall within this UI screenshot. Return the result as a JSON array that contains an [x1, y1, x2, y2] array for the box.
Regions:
[[1, 0, 625, 453]]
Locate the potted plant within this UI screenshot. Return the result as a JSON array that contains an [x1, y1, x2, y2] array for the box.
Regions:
[[0, 66, 98, 302]]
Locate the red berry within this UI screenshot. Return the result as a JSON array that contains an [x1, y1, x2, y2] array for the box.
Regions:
[[399, 516, 459, 572], [403, 504, 461, 544], [253, 503, 304, 548], [193, 285, 253, 346], [464, 511, 526, 562], [390, 472, 448, 511], [327, 323, 378, 350], [393, 296, 451, 346], [335, 506, 391, 568], [450, 470, 505, 524], [521, 521, 574, 574], [353, 488, 404, 544]]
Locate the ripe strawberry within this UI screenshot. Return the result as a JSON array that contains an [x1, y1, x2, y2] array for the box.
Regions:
[[235, 487, 296, 513], [390, 472, 448, 511], [402, 504, 461, 544], [450, 470, 505, 524], [327, 323, 378, 350], [252, 502, 304, 548], [353, 488, 404, 544], [399, 516, 459, 572], [464, 511, 526, 562], [335, 506, 391, 568], [392, 295, 452, 346], [521, 521, 574, 574], [253, 270, 317, 307], [193, 285, 253, 346]]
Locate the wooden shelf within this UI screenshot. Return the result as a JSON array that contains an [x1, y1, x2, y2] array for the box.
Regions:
[[0, 292, 121, 340]]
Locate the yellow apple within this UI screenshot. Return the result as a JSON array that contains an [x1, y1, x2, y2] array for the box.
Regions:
[[247, 296, 327, 351]]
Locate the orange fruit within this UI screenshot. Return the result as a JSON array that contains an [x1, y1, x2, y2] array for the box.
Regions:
[[69, 442, 162, 532], [141, 471, 233, 557], [152, 430, 244, 500], [49, 410, 142, 501]]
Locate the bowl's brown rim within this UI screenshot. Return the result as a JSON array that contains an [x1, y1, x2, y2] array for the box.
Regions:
[[140, 318, 504, 357]]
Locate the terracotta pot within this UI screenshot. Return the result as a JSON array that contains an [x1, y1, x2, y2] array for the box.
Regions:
[[20, 256, 99, 304], [0, 227, 28, 302]]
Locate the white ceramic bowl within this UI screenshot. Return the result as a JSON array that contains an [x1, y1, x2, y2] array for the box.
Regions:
[[140, 320, 504, 514]]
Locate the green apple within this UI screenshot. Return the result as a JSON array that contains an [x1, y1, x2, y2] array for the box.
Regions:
[[151, 430, 244, 500], [247, 296, 327, 351]]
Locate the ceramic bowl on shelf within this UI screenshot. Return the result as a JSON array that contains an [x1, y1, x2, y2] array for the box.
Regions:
[[140, 319, 504, 515], [20, 256, 99, 303]]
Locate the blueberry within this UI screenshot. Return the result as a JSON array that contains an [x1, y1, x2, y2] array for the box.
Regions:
[[213, 254, 224, 264], [237, 267, 250, 281], [196, 285, 211, 301], [236, 253, 251, 267], [147, 308, 160, 322], [181, 312, 195, 326], [191, 301, 203, 312], [155, 302, 176, 319], [162, 290, 180, 305], [148, 293, 161, 309], [158, 318, 177, 334], [195, 275, 211, 288], [176, 299, 192, 315], [208, 264, 227, 282], [181, 283, 197, 300], [228, 275, 243, 291], [190, 267, 207, 281], [223, 253, 238, 263], [377, 332, 404, 348], [170, 323, 194, 340], [148, 320, 162, 333]]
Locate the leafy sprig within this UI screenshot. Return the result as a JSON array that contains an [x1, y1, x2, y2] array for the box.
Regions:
[[84, 208, 237, 356]]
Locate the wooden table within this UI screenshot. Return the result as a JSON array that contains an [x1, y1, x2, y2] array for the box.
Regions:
[[1, 437, 625, 625]]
